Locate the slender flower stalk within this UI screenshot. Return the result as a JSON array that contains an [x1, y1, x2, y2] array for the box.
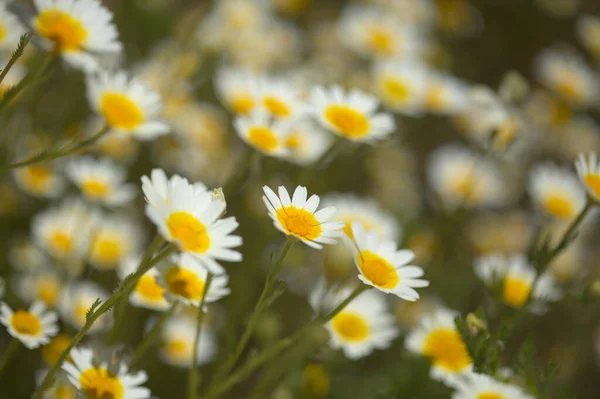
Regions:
[[129, 302, 179, 368], [0, 339, 19, 377], [32, 238, 176, 399], [187, 273, 214, 399], [0, 34, 31, 86]]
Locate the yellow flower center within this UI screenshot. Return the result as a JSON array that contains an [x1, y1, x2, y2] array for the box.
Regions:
[[10, 310, 42, 336], [165, 266, 205, 301], [276, 206, 322, 241], [285, 131, 302, 149], [425, 86, 446, 110], [367, 27, 394, 55], [49, 231, 73, 255], [90, 237, 122, 268], [166, 212, 211, 253], [230, 94, 255, 114], [135, 274, 166, 302], [303, 364, 330, 397], [382, 77, 411, 103], [38, 277, 60, 307], [324, 105, 369, 138], [42, 334, 72, 366], [502, 276, 531, 307], [79, 367, 124, 399], [264, 96, 291, 118], [81, 179, 111, 199], [340, 218, 377, 240], [165, 338, 189, 361], [55, 384, 77, 399], [477, 393, 504, 399], [23, 166, 52, 193], [549, 100, 572, 127], [331, 312, 369, 341], [584, 174, 600, 199], [247, 126, 279, 152], [423, 328, 472, 372], [357, 250, 399, 289], [0, 23, 6, 42], [100, 92, 144, 130], [74, 301, 89, 326], [35, 9, 88, 52], [450, 172, 480, 203], [557, 77, 582, 103], [543, 193, 575, 219]]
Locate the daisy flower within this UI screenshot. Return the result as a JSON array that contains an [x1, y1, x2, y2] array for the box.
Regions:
[[577, 15, 600, 58], [528, 163, 586, 220], [65, 157, 136, 206], [59, 281, 110, 333], [262, 185, 345, 249], [86, 70, 170, 140], [534, 49, 598, 107], [234, 110, 291, 157], [156, 253, 231, 307], [32, 199, 97, 260], [160, 316, 217, 368], [575, 152, 600, 201], [451, 372, 534, 399], [87, 215, 142, 271], [41, 333, 72, 366], [350, 222, 428, 301], [475, 253, 562, 310], [405, 308, 473, 382], [283, 119, 333, 165], [32, 0, 122, 71], [255, 77, 306, 120], [62, 347, 151, 399], [0, 301, 58, 349], [144, 174, 242, 271], [0, 2, 26, 51], [141, 168, 208, 209], [39, 371, 78, 399], [12, 164, 65, 199], [424, 72, 470, 115], [310, 85, 395, 142], [214, 66, 261, 115], [373, 59, 428, 115], [322, 193, 401, 241], [118, 256, 170, 311], [15, 268, 63, 309], [312, 284, 399, 359]]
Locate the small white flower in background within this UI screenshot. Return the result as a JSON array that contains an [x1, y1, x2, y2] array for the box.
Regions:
[[32, 0, 122, 72], [87, 215, 142, 271], [118, 256, 170, 311], [0, 301, 58, 349], [0, 2, 26, 51], [282, 118, 333, 166], [405, 308, 473, 383], [141, 168, 208, 209], [156, 253, 231, 307], [234, 110, 291, 157], [58, 281, 111, 333], [12, 164, 66, 199], [262, 185, 345, 249], [423, 72, 470, 115], [65, 157, 136, 206], [450, 372, 534, 399], [255, 77, 306, 120], [159, 316, 217, 368], [373, 59, 428, 115], [214, 66, 262, 115], [87, 70, 170, 140], [310, 85, 395, 142], [350, 222, 428, 301], [575, 152, 600, 201], [577, 15, 600, 58], [144, 171, 242, 271], [62, 347, 151, 399], [36, 370, 78, 399], [474, 253, 561, 311], [15, 268, 63, 309], [528, 162, 586, 220]]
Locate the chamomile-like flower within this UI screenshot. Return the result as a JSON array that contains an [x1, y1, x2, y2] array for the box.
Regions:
[[262, 185, 345, 249], [451, 372, 534, 399], [39, 371, 78, 399], [283, 119, 333, 165], [15, 268, 63, 309], [118, 257, 170, 311], [87, 215, 142, 271], [528, 163, 586, 220], [13, 164, 65, 199], [373, 59, 428, 115], [0, 3, 26, 51], [405, 308, 473, 382], [535, 49, 598, 107], [322, 194, 400, 241], [65, 157, 136, 206], [575, 152, 600, 201], [159, 316, 217, 368], [475, 253, 562, 310], [256, 77, 306, 120], [317, 287, 399, 359], [350, 223, 428, 300], [141, 168, 208, 209], [0, 301, 58, 349], [310, 85, 395, 142], [144, 174, 242, 270], [32, 0, 122, 71], [62, 347, 151, 399], [214, 66, 261, 115], [157, 253, 231, 307], [234, 110, 291, 157], [59, 281, 110, 333], [424, 72, 470, 115], [87, 70, 170, 140], [41, 333, 72, 366]]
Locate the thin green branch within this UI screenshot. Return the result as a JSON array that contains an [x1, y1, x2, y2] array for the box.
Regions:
[[0, 339, 19, 376], [0, 33, 31, 86]]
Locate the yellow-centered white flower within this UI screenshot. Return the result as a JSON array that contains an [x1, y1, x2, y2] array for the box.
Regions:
[[118, 257, 170, 311], [159, 316, 217, 368], [234, 110, 291, 157], [424, 72, 470, 115], [575, 152, 600, 201], [282, 118, 333, 165], [141, 168, 208, 209], [577, 15, 600, 58], [528, 163, 586, 220], [373, 59, 428, 115], [15, 268, 63, 309], [0, 301, 58, 349], [214, 66, 261, 115], [451, 372, 534, 399], [310, 85, 395, 142], [255, 77, 306, 120], [58, 281, 110, 333], [262, 185, 345, 249], [87, 215, 142, 271], [13, 164, 65, 199]]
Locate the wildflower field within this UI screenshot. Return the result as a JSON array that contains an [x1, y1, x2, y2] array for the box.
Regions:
[[2, 0, 600, 398]]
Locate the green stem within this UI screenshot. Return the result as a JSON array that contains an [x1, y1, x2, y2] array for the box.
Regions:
[[0, 339, 19, 377], [32, 240, 175, 399], [214, 238, 294, 382], [322, 285, 369, 322], [187, 273, 214, 399], [129, 302, 179, 368], [109, 235, 166, 343], [0, 34, 31, 86]]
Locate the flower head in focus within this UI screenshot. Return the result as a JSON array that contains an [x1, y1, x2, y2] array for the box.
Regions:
[[0, 301, 58, 349], [141, 168, 207, 209]]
